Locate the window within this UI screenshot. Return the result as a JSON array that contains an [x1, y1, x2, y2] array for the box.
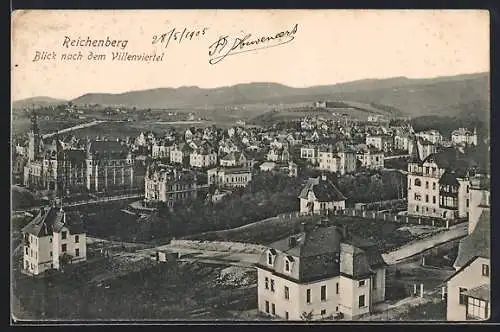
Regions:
[[416, 205, 420, 212], [321, 309, 326, 316], [50, 237, 52, 243], [433, 196, 436, 204], [50, 251, 52, 257], [432, 182, 436, 190], [372, 274, 377, 289], [284, 286, 290, 300], [359, 295, 366, 308], [425, 181, 429, 189], [414, 193, 421, 201], [466, 185, 470, 193], [285, 260, 290, 272], [270, 279, 275, 292], [25, 247, 28, 255], [265, 277, 269, 290], [466, 199, 469, 208], [459, 288, 468, 305], [306, 289, 311, 303], [75, 248, 80, 257], [414, 178, 421, 186], [321, 285, 326, 301], [62, 231, 67, 240], [272, 303, 276, 315], [468, 297, 488, 319], [359, 280, 365, 287], [265, 301, 270, 313], [285, 311, 289, 320], [425, 167, 429, 174], [482, 264, 490, 277], [267, 252, 273, 265], [425, 195, 429, 203], [336, 282, 339, 294], [62, 244, 67, 253], [75, 235, 79, 243]]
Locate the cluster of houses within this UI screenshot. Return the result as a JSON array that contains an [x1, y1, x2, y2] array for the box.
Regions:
[[15, 112, 490, 321]]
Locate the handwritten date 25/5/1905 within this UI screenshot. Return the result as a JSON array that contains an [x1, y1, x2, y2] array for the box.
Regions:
[[152, 27, 209, 48], [208, 23, 298, 65]]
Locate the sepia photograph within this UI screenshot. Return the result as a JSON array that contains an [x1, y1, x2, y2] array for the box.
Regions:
[[11, 9, 490, 322]]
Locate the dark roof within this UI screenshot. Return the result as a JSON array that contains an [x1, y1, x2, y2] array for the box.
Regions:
[[22, 206, 85, 237], [88, 141, 128, 158], [257, 225, 386, 282], [463, 284, 490, 302], [298, 177, 346, 202], [423, 147, 485, 176], [438, 170, 460, 186], [453, 209, 490, 268]]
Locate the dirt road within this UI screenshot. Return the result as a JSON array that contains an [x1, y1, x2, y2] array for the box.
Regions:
[[382, 223, 467, 265]]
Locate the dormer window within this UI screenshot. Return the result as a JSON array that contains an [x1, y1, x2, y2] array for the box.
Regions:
[[267, 249, 277, 266], [284, 255, 295, 273]]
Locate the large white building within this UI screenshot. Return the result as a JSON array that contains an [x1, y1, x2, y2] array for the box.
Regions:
[[189, 147, 218, 168], [144, 164, 202, 208], [207, 167, 252, 188], [365, 134, 393, 152], [415, 130, 442, 145], [407, 147, 472, 220], [300, 146, 318, 165], [298, 175, 346, 215], [22, 206, 87, 276], [317, 144, 357, 176], [255, 223, 387, 320], [451, 128, 478, 146], [356, 147, 384, 170]]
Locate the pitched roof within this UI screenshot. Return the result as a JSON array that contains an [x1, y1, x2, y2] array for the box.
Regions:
[[257, 224, 386, 282], [438, 170, 460, 186], [22, 206, 85, 237], [453, 209, 490, 268], [463, 284, 490, 302], [298, 176, 346, 202], [88, 141, 128, 158]]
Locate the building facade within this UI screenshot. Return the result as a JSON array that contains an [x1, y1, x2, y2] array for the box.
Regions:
[[298, 175, 346, 215], [207, 167, 252, 188], [451, 128, 478, 146], [144, 163, 202, 207], [22, 206, 87, 276], [256, 223, 386, 320], [356, 147, 384, 169], [85, 141, 134, 193], [407, 148, 471, 220]]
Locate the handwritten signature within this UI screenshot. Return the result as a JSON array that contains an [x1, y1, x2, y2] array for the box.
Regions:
[[208, 23, 298, 65]]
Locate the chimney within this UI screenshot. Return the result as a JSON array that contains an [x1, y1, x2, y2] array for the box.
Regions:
[[289, 236, 297, 247]]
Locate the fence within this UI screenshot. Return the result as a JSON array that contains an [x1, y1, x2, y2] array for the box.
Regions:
[[354, 199, 407, 212], [301, 208, 466, 229]]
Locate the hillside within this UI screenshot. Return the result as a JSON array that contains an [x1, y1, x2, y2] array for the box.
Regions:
[[12, 97, 67, 110], [14, 72, 489, 119]]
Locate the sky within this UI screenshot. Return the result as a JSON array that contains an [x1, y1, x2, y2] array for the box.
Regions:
[[11, 10, 489, 101]]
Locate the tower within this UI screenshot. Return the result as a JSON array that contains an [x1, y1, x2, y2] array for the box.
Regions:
[[27, 110, 41, 162]]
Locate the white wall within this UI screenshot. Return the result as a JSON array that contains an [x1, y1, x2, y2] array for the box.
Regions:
[[447, 257, 490, 321]]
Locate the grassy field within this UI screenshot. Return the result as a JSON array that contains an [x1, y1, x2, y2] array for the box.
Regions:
[[186, 214, 418, 252], [12, 260, 257, 321], [385, 262, 454, 302]]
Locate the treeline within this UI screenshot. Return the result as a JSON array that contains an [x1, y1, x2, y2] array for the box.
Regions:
[[411, 112, 488, 139]]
